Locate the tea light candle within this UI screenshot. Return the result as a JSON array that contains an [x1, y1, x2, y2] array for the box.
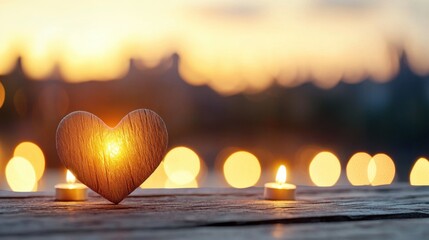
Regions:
[[264, 165, 296, 200], [55, 170, 88, 201]]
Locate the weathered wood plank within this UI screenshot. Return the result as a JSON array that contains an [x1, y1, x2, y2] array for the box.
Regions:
[[19, 218, 429, 240], [0, 184, 428, 239]]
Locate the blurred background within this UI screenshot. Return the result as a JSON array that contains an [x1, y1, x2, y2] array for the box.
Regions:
[[1, 0, 429, 191]]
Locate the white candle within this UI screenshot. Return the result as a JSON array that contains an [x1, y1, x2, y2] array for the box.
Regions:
[[264, 165, 296, 200], [55, 170, 88, 201]]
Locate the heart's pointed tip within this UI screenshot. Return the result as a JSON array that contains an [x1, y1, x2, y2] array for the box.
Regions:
[[57, 109, 168, 205], [106, 199, 122, 205], [105, 196, 125, 205]]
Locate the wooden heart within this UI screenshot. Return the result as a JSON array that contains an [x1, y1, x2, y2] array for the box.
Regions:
[[56, 109, 168, 204]]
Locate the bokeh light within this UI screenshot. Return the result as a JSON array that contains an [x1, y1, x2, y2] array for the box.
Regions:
[[223, 151, 261, 188], [346, 152, 372, 186], [410, 157, 429, 186], [13, 142, 45, 181], [164, 179, 198, 188], [5, 156, 37, 192], [368, 153, 395, 186], [163, 146, 201, 185], [367, 158, 376, 184], [309, 151, 341, 187], [140, 163, 168, 189], [0, 81, 5, 108]]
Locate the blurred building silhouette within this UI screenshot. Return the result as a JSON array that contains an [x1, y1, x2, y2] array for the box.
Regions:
[[1, 54, 429, 181]]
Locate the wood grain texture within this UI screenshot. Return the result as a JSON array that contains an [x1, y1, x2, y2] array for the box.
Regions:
[[0, 185, 429, 239], [56, 109, 168, 204]]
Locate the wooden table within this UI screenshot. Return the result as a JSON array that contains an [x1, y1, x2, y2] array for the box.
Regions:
[[1, 184, 428, 239]]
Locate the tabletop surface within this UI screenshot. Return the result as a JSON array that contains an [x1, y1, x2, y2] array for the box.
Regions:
[[1, 184, 429, 239]]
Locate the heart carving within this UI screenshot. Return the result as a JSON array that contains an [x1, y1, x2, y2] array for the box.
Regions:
[[56, 109, 168, 204]]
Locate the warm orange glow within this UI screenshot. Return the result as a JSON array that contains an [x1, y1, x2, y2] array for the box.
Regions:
[[0, 2, 427, 92], [0, 144, 2, 165], [346, 152, 372, 186], [271, 224, 287, 239], [368, 153, 395, 186], [106, 139, 121, 158], [0, 38, 17, 75], [276, 165, 287, 184], [0, 81, 5, 108], [140, 163, 168, 189], [163, 146, 201, 185], [410, 158, 429, 186], [5, 157, 37, 192], [143, 160, 200, 189], [66, 170, 76, 184], [13, 89, 27, 117], [37, 86, 70, 117], [223, 151, 261, 188], [309, 151, 341, 187], [102, 133, 123, 161], [13, 142, 45, 181]]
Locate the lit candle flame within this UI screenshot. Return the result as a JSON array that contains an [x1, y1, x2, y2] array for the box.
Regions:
[[276, 165, 287, 185], [66, 170, 76, 184], [163, 146, 201, 186]]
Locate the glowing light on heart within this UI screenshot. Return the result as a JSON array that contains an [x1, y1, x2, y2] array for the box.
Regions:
[[223, 151, 261, 188], [104, 135, 122, 160], [410, 158, 429, 186], [13, 141, 45, 181], [309, 151, 341, 187], [6, 157, 37, 192]]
